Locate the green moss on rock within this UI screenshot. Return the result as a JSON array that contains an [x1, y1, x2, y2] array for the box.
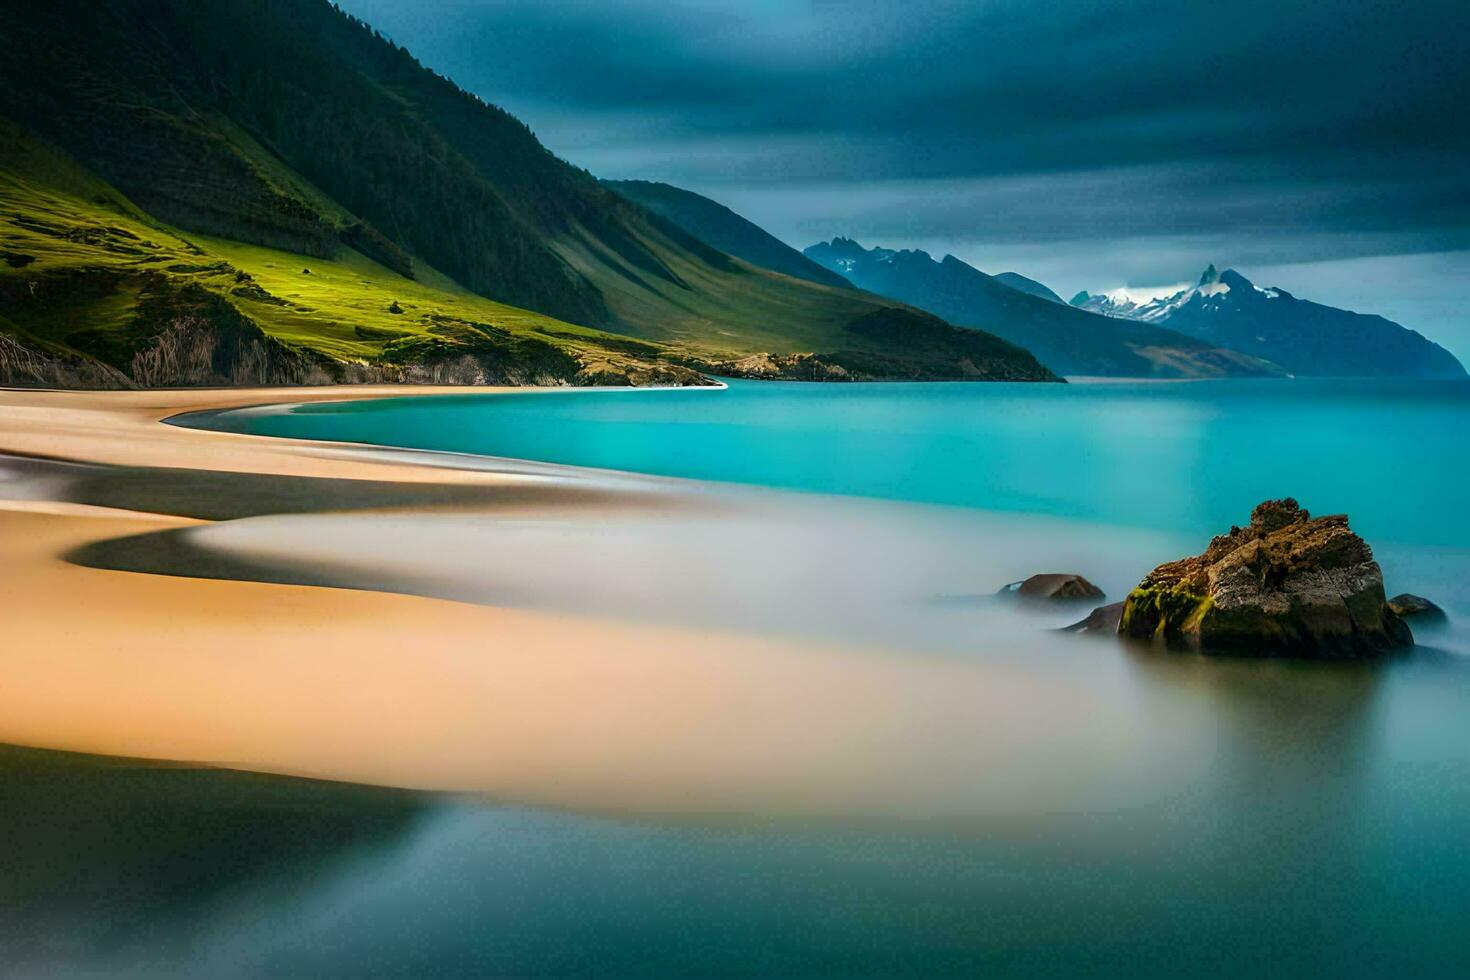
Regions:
[[1119, 498, 1412, 658]]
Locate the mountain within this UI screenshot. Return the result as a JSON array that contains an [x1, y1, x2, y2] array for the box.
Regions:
[[804, 239, 1284, 378], [603, 180, 850, 289], [0, 0, 1056, 387], [1073, 266, 1466, 378], [994, 272, 1065, 305]]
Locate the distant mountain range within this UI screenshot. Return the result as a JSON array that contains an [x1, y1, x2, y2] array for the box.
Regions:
[[803, 238, 1284, 378], [603, 180, 851, 289], [0, 0, 1055, 387], [1073, 266, 1465, 378]]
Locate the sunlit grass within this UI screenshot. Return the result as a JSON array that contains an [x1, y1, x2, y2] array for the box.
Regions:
[[0, 169, 677, 374]]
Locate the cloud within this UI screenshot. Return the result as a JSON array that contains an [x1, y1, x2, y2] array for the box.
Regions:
[[335, 0, 1470, 357], [341, 0, 1469, 178]]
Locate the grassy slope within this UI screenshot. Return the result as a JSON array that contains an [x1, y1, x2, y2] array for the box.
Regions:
[[0, 152, 1052, 385], [553, 225, 874, 355], [0, 140, 694, 386]]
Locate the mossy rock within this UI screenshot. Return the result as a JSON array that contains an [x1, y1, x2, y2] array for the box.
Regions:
[[1119, 498, 1412, 658]]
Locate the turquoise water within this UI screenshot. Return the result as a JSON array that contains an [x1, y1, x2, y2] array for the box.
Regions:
[[75, 378, 1463, 976], [194, 378, 1470, 548]]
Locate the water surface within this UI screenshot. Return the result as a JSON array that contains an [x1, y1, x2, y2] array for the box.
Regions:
[[194, 377, 1470, 547], [38, 377, 1468, 975]]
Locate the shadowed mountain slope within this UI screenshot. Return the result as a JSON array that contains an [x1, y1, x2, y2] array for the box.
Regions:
[[604, 180, 851, 289], [994, 272, 1066, 304]]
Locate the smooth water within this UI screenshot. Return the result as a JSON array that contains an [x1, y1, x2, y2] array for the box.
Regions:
[[33, 378, 1467, 976], [193, 377, 1470, 627], [198, 377, 1470, 548]]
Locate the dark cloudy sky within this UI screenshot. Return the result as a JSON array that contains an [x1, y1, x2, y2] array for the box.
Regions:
[[337, 0, 1470, 358]]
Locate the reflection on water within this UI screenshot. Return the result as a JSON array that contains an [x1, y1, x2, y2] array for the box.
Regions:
[[0, 745, 425, 976], [8, 644, 1470, 979]]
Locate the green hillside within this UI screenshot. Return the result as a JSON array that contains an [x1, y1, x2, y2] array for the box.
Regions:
[[0, 123, 706, 388], [0, 0, 1058, 388]]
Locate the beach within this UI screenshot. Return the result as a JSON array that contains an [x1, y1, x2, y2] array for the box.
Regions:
[[4, 382, 1468, 976], [0, 385, 1132, 817]]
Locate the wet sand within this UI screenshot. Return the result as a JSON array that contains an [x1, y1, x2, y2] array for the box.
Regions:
[[0, 386, 1138, 818]]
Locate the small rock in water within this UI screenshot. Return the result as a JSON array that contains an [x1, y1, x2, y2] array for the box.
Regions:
[[1387, 593, 1447, 623], [1119, 498, 1412, 658], [1059, 601, 1124, 634], [999, 573, 1105, 601]]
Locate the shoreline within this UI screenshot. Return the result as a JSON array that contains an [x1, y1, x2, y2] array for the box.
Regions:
[[8, 382, 1456, 821], [0, 384, 742, 799], [0, 384, 1118, 818]]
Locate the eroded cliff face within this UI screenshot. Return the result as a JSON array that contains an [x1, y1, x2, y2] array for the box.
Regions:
[[0, 332, 135, 389], [0, 273, 713, 390], [1120, 498, 1412, 657]]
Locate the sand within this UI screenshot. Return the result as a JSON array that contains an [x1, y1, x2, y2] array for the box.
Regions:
[[0, 385, 1138, 818]]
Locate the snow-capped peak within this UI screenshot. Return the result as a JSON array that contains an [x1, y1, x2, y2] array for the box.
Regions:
[[1073, 266, 1289, 320], [1071, 281, 1192, 319]]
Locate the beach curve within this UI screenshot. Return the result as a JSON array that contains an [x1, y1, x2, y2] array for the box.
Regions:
[[0, 384, 1166, 820]]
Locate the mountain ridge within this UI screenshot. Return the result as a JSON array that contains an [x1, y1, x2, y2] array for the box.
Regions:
[[994, 272, 1065, 304], [1073, 266, 1466, 378], [602, 180, 851, 289], [803, 238, 1285, 378]]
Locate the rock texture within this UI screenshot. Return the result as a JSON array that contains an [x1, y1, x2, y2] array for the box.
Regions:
[[1001, 573, 1105, 600], [1119, 498, 1412, 657]]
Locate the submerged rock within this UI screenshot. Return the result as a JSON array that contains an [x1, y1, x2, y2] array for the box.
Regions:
[[1059, 601, 1124, 634], [1119, 498, 1412, 657], [1387, 593, 1448, 623], [999, 573, 1105, 601]]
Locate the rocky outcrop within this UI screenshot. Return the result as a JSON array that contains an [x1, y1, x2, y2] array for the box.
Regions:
[[1119, 498, 1412, 657], [1, 268, 716, 390], [0, 332, 135, 389], [706, 352, 856, 381], [1000, 573, 1105, 600], [128, 314, 336, 387]]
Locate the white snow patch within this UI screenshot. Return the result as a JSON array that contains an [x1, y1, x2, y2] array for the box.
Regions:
[[1098, 282, 1191, 306]]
